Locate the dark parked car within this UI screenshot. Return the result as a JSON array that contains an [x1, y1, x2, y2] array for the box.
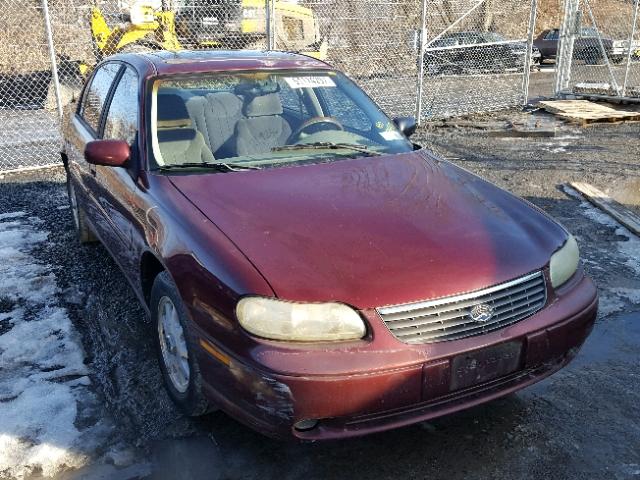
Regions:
[[423, 31, 541, 75], [534, 27, 627, 64], [63, 50, 597, 440]]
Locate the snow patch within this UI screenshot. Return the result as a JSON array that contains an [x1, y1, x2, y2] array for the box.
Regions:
[[564, 185, 640, 276], [597, 292, 626, 317], [0, 214, 96, 479], [610, 287, 640, 306], [0, 211, 26, 220]]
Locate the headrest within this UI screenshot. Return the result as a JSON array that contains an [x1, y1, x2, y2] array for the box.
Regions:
[[206, 92, 243, 116], [157, 93, 191, 129], [234, 79, 281, 97], [157, 128, 197, 143], [243, 93, 283, 117]]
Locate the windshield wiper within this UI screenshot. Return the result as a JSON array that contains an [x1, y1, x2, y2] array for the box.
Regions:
[[156, 162, 260, 172], [272, 142, 382, 156]]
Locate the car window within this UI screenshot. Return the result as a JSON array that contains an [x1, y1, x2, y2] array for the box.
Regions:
[[482, 32, 506, 43], [433, 37, 456, 48], [80, 63, 122, 134], [103, 66, 139, 144], [545, 30, 559, 40], [580, 27, 598, 38], [457, 34, 478, 46]]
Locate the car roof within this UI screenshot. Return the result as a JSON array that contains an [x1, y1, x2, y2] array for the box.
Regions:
[[111, 49, 332, 77]]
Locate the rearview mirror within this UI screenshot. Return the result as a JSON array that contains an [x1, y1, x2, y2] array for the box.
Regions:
[[84, 140, 130, 167], [393, 117, 417, 138]]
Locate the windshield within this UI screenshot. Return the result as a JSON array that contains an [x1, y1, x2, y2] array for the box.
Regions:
[[480, 32, 507, 43], [150, 70, 413, 171], [580, 27, 599, 37]]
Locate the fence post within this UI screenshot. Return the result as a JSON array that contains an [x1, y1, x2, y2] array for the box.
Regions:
[[622, 0, 639, 97], [522, 0, 538, 105], [266, 0, 275, 50], [41, 0, 63, 122], [415, 0, 428, 125], [555, 0, 579, 96]]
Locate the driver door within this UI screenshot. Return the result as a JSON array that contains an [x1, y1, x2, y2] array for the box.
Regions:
[[94, 65, 142, 276]]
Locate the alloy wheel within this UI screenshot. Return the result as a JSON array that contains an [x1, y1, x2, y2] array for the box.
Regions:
[[157, 296, 190, 394]]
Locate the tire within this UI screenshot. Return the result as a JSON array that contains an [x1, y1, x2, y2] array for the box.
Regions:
[[151, 271, 212, 417], [66, 176, 97, 244]]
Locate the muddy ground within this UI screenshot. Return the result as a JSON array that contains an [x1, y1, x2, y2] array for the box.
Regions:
[[0, 111, 639, 480]]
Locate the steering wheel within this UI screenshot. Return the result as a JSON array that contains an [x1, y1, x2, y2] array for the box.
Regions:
[[286, 117, 344, 144]]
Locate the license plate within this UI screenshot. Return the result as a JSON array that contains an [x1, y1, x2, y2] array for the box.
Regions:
[[451, 341, 522, 390]]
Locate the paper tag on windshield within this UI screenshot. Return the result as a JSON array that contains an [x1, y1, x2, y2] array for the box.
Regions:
[[284, 76, 336, 89], [380, 130, 404, 141]]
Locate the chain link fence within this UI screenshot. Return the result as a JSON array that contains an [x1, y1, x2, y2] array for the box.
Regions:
[[555, 0, 640, 99], [293, 1, 421, 117], [419, 0, 540, 119], [0, 0, 539, 172], [0, 0, 62, 172]]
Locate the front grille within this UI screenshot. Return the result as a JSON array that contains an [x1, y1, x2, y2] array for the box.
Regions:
[[377, 271, 547, 344]]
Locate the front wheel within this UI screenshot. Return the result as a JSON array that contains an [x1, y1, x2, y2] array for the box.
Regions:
[[151, 271, 212, 416]]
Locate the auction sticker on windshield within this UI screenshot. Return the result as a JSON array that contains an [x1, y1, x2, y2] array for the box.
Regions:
[[284, 76, 336, 89]]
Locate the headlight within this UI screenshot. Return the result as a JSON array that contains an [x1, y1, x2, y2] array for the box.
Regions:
[[236, 297, 366, 342], [549, 235, 580, 288]]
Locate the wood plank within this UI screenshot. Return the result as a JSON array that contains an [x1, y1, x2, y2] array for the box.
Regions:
[[569, 182, 640, 236]]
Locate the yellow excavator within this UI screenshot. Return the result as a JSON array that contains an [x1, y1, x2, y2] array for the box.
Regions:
[[90, 0, 328, 60], [46, 1, 327, 112]]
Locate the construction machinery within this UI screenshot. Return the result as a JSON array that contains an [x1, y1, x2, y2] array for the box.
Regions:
[[40, 1, 325, 112], [91, 0, 327, 60]]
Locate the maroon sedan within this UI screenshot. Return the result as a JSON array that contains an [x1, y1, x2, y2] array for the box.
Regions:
[[63, 50, 597, 440]]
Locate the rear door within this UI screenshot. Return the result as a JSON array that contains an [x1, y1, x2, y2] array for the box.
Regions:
[[66, 62, 122, 238]]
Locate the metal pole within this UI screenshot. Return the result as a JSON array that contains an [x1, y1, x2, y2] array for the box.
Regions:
[[415, 0, 428, 124], [266, 0, 275, 50], [554, 0, 571, 95], [522, 0, 538, 105], [622, 0, 639, 96], [41, 0, 63, 122], [555, 0, 576, 95]]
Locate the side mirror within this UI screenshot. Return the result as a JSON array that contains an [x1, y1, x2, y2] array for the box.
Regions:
[[393, 117, 417, 138], [84, 140, 130, 167]]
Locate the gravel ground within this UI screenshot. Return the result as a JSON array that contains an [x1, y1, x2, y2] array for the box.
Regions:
[[0, 111, 639, 479]]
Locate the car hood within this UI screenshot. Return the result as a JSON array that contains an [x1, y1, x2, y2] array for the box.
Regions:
[[169, 151, 567, 309]]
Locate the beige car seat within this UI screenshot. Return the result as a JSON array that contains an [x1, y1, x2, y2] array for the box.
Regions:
[[235, 93, 292, 156], [156, 94, 215, 165]]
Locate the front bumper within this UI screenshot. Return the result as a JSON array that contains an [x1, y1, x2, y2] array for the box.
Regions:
[[196, 272, 597, 440]]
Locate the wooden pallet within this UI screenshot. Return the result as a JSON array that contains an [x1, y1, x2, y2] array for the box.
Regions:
[[569, 182, 640, 237], [538, 100, 640, 125]]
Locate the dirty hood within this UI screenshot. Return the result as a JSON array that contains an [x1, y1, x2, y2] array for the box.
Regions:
[[169, 151, 567, 309]]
